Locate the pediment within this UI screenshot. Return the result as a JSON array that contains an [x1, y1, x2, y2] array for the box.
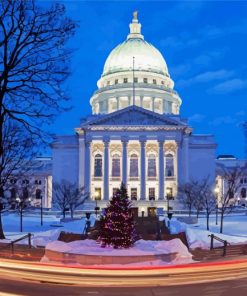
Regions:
[[84, 106, 185, 127]]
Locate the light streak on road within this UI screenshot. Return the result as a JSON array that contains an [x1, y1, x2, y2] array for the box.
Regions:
[[1, 258, 247, 287]]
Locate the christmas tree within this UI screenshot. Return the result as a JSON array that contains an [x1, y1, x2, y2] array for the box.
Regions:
[[99, 183, 136, 249]]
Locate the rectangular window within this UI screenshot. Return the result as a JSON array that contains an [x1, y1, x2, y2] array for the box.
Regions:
[[107, 81, 110, 86], [148, 158, 156, 178], [123, 78, 128, 83], [161, 81, 164, 85], [166, 187, 173, 199], [153, 79, 157, 84], [130, 158, 139, 177], [149, 188, 155, 200], [131, 188, 137, 200], [143, 78, 148, 83], [94, 157, 102, 177], [95, 188, 102, 200], [115, 79, 118, 84], [112, 158, 120, 177], [134, 77, 138, 83]]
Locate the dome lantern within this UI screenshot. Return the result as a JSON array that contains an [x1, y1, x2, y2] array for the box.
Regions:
[[127, 11, 144, 40]]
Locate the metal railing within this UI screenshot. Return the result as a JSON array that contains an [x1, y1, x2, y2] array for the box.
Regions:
[[208, 234, 230, 257], [10, 233, 33, 254]]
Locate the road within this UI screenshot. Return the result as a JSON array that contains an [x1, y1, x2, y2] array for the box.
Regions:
[[1, 258, 247, 295], [1, 277, 247, 296]]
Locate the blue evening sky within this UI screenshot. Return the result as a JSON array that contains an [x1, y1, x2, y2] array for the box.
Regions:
[[44, 0, 247, 158]]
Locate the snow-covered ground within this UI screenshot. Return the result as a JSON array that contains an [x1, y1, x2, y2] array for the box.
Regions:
[[168, 214, 247, 250], [0, 212, 95, 247]]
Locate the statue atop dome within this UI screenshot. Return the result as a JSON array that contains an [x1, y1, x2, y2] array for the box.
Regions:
[[133, 11, 138, 21]]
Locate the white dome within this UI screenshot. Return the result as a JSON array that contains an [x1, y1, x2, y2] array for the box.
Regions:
[[102, 38, 169, 77]]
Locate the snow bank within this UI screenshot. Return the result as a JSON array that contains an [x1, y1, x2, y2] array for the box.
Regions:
[[45, 238, 192, 260], [186, 227, 247, 250], [32, 229, 61, 247], [165, 218, 186, 235]]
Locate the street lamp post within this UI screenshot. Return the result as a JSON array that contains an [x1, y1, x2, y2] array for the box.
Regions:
[[94, 191, 100, 218], [40, 195, 43, 226], [166, 188, 172, 214], [16, 196, 23, 232]]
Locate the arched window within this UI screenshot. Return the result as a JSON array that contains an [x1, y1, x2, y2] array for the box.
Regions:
[[241, 188, 247, 198], [165, 153, 174, 177], [94, 154, 102, 177], [130, 154, 139, 177], [148, 154, 156, 178], [112, 154, 120, 177]]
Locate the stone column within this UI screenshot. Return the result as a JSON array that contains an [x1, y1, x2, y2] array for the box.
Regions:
[[158, 139, 165, 200], [140, 96, 143, 108], [103, 137, 110, 200], [121, 137, 128, 186], [140, 137, 146, 200], [84, 137, 91, 197], [128, 95, 131, 106], [152, 97, 155, 112], [183, 133, 190, 183], [116, 97, 119, 111]]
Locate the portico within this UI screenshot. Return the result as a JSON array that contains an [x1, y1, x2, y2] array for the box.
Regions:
[[76, 105, 191, 207]]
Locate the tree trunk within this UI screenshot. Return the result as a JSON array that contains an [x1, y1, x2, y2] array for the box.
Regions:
[[70, 206, 73, 219], [0, 211, 5, 239], [20, 208, 23, 232], [220, 211, 224, 233], [189, 205, 191, 217], [206, 213, 209, 231]]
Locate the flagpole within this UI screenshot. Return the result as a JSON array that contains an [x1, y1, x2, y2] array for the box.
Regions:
[[133, 56, 135, 106]]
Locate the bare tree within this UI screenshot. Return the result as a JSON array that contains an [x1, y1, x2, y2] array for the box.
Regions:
[[0, 0, 76, 238], [217, 167, 246, 233], [199, 178, 216, 231], [0, 117, 34, 238], [53, 180, 88, 219], [178, 182, 197, 217]]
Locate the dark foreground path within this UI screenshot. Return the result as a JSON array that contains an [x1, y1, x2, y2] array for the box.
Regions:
[[0, 277, 247, 296]]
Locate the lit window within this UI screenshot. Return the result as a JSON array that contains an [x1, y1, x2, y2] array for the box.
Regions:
[[131, 188, 137, 200], [112, 154, 120, 177], [166, 187, 173, 199], [143, 78, 148, 83], [94, 154, 102, 177], [153, 79, 157, 84], [149, 188, 155, 200], [130, 154, 139, 177], [165, 154, 174, 177], [148, 154, 156, 178], [124, 78, 128, 83], [95, 188, 102, 200]]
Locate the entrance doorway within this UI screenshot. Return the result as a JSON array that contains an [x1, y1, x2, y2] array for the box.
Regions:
[[148, 207, 157, 217], [131, 207, 139, 218]]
